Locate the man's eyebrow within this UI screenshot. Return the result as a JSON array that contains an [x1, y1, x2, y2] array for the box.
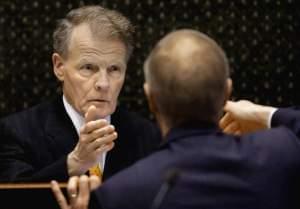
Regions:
[[78, 58, 96, 64]]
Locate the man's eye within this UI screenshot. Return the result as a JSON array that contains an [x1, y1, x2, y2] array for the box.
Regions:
[[81, 64, 94, 71], [79, 64, 97, 77], [108, 65, 120, 72]]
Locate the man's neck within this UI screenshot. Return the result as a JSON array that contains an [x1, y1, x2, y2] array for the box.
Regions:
[[155, 114, 171, 138]]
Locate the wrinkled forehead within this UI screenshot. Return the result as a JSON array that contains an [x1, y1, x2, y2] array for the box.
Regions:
[[67, 23, 127, 59]]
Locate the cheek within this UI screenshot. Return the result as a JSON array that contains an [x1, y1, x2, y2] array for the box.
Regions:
[[73, 82, 92, 114], [66, 75, 90, 102], [111, 79, 125, 98]]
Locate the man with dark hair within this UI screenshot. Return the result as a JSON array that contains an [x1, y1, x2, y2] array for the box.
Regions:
[[52, 29, 300, 209], [0, 5, 160, 183]]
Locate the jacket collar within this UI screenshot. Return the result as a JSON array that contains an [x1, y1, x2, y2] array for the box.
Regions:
[[160, 121, 220, 148]]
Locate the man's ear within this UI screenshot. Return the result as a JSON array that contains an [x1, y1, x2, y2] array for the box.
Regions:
[[225, 78, 233, 101], [52, 53, 65, 82], [143, 83, 158, 115]]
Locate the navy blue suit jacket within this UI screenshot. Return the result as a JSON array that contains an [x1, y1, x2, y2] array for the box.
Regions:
[[93, 108, 300, 209]]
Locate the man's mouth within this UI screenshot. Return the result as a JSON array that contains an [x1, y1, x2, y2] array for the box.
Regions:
[[88, 99, 109, 103]]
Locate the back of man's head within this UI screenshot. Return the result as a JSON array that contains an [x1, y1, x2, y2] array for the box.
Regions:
[[144, 29, 230, 127]]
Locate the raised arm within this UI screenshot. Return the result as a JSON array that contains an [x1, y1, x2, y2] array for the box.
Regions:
[[219, 100, 277, 135]]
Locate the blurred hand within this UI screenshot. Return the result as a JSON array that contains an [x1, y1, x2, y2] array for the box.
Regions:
[[51, 175, 101, 209], [219, 100, 277, 135], [67, 105, 118, 176]]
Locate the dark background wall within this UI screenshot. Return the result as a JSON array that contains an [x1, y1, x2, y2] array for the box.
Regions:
[[0, 0, 299, 119]]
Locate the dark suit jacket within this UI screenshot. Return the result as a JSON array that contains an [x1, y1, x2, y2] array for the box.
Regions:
[[0, 96, 160, 182], [0, 96, 160, 208], [93, 108, 300, 209]]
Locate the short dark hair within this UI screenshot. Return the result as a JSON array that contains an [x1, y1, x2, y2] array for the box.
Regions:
[[53, 5, 135, 60], [144, 29, 230, 127]]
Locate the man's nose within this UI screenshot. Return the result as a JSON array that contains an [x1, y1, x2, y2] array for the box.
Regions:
[[94, 71, 109, 91]]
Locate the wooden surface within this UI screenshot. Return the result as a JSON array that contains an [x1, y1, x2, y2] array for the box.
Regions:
[[0, 182, 67, 189]]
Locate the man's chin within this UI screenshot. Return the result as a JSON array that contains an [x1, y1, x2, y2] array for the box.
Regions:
[[92, 107, 115, 119], [96, 112, 111, 119], [82, 102, 116, 119]]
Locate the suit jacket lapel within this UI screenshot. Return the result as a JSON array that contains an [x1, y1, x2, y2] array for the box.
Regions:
[[44, 97, 78, 159], [103, 107, 122, 180], [103, 107, 135, 180]]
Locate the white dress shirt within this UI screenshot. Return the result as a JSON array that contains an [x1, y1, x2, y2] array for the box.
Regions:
[[63, 95, 108, 172]]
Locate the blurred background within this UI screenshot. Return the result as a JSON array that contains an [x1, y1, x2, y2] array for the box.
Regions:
[[0, 0, 299, 119]]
